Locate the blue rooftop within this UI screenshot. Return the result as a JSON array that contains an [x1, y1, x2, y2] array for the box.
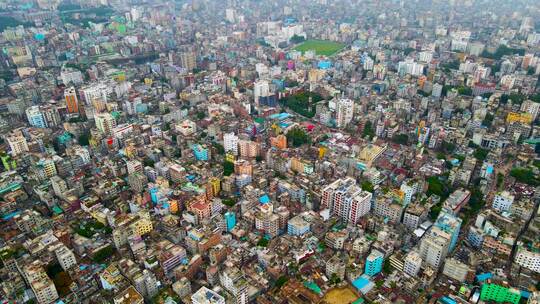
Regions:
[[352, 276, 370, 290], [259, 195, 270, 204], [476, 272, 493, 282], [439, 296, 457, 304], [269, 113, 292, 120]]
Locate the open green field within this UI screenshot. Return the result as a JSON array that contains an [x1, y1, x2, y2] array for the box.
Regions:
[[294, 40, 345, 56]]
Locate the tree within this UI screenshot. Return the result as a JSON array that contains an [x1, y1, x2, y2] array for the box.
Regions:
[[222, 198, 236, 207], [382, 259, 392, 274], [275, 276, 289, 289], [290, 34, 305, 44], [213, 143, 225, 155], [143, 157, 155, 167], [196, 111, 206, 120], [286, 127, 310, 147], [223, 160, 234, 176], [440, 141, 456, 154], [329, 273, 341, 284], [391, 134, 409, 145], [255, 155, 263, 162], [361, 180, 374, 192], [92, 245, 114, 263], [78, 132, 90, 146], [510, 168, 539, 186], [257, 238, 269, 247], [362, 121, 375, 139], [473, 147, 489, 161], [482, 113, 494, 128]]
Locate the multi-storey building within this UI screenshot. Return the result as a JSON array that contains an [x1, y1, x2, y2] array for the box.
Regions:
[[23, 261, 59, 304], [321, 177, 372, 225]]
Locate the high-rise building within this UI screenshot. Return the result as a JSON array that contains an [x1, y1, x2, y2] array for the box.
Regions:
[[64, 86, 79, 114], [224, 132, 239, 155], [180, 51, 197, 71], [287, 215, 310, 236], [403, 251, 422, 277], [238, 140, 260, 158], [60, 67, 83, 85], [480, 283, 521, 304], [55, 245, 76, 271], [321, 177, 372, 225], [26, 106, 47, 128], [219, 267, 248, 304], [419, 226, 451, 269], [364, 249, 384, 276], [442, 258, 470, 282], [40, 104, 61, 127], [95, 112, 116, 135], [254, 80, 270, 107], [434, 210, 462, 252], [6, 129, 28, 156], [335, 98, 354, 128], [23, 261, 59, 304], [80, 82, 111, 105], [515, 248, 540, 273]]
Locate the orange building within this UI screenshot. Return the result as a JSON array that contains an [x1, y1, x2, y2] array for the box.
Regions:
[[271, 134, 287, 149], [64, 87, 79, 114], [234, 159, 253, 176], [189, 199, 211, 220]]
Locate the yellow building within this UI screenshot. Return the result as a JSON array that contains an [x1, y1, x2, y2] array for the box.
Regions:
[[209, 177, 221, 196], [506, 112, 533, 124], [132, 214, 153, 236], [291, 157, 305, 173], [225, 152, 235, 162], [358, 144, 387, 167]]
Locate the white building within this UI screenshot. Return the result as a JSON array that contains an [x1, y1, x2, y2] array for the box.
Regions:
[[6, 129, 28, 156], [515, 248, 540, 273], [492, 191, 515, 212], [224, 132, 239, 156], [60, 67, 83, 85], [81, 82, 111, 105], [442, 258, 469, 282], [95, 113, 117, 135], [321, 177, 372, 225], [419, 226, 451, 269], [55, 245, 77, 271], [23, 261, 59, 304], [192, 286, 225, 304], [253, 80, 270, 107], [403, 251, 422, 277], [398, 59, 424, 76], [335, 98, 354, 128]]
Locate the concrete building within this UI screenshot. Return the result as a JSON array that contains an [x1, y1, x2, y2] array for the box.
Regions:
[[192, 286, 225, 304], [6, 129, 28, 156], [23, 261, 59, 304], [321, 177, 372, 225], [287, 215, 310, 236], [442, 258, 470, 282], [515, 248, 540, 273], [419, 226, 451, 269], [223, 132, 239, 156], [403, 251, 422, 277], [55, 245, 76, 271], [364, 249, 384, 277], [492, 191, 515, 212]]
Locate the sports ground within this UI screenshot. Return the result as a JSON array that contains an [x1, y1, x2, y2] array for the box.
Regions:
[[294, 39, 345, 56]]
